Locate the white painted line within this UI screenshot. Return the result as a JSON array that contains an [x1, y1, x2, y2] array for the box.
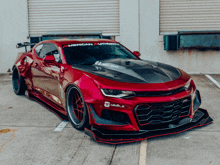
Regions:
[[205, 75, 220, 89], [139, 139, 147, 165], [54, 120, 68, 132]]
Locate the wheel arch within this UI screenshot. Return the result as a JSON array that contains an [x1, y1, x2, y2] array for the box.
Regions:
[[63, 74, 101, 104], [63, 76, 102, 126]]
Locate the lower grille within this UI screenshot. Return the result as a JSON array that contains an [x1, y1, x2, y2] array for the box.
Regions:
[[135, 97, 191, 126], [101, 109, 130, 124]]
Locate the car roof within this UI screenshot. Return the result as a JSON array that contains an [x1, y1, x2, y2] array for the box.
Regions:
[[40, 39, 118, 46]]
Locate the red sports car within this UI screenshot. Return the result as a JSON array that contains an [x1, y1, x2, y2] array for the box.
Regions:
[[13, 39, 213, 144]]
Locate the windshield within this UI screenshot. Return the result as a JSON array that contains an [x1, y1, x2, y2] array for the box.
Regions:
[[62, 43, 138, 65]]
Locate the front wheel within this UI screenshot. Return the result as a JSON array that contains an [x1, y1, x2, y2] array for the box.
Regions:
[[66, 86, 89, 130]]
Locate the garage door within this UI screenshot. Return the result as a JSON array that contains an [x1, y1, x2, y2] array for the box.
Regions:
[[28, 0, 119, 36], [160, 0, 220, 34]]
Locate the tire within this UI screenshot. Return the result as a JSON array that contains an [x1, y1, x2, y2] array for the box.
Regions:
[[12, 67, 26, 95], [66, 86, 89, 130]]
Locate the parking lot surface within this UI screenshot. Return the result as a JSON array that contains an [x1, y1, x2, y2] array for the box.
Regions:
[[0, 74, 219, 165]]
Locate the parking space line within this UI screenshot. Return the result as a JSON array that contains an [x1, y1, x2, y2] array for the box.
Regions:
[[205, 75, 220, 89], [139, 139, 147, 165], [54, 120, 68, 131]]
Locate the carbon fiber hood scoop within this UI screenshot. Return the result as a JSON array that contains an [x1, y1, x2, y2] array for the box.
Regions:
[[73, 59, 181, 83]]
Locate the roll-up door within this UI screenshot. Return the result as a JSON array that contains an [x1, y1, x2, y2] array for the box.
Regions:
[[160, 0, 220, 34], [28, 0, 119, 36]]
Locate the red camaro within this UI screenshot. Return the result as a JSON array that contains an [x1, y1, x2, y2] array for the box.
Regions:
[[13, 39, 213, 144]]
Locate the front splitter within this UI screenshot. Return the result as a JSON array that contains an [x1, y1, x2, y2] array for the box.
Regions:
[[85, 108, 213, 144]]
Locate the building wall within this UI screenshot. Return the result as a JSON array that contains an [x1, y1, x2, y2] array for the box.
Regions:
[[117, 0, 139, 52], [139, 0, 220, 74], [0, 0, 29, 73]]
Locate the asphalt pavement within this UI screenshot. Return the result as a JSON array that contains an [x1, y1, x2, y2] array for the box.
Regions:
[[0, 73, 219, 165]]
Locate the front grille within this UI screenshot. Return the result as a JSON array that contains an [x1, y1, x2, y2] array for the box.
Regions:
[[135, 97, 191, 126], [135, 86, 185, 97]]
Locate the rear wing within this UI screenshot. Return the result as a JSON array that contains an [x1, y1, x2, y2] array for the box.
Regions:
[[16, 42, 37, 52]]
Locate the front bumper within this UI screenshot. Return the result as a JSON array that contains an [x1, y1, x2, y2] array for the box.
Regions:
[[85, 108, 213, 144]]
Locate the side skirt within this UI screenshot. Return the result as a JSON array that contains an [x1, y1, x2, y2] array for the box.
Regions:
[[27, 90, 68, 120]]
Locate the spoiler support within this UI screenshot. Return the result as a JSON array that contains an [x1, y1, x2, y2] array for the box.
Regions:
[[16, 42, 37, 52]]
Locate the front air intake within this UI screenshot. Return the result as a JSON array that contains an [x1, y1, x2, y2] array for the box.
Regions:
[[101, 109, 130, 124]]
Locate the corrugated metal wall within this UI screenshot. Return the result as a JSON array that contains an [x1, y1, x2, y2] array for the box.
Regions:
[[28, 0, 119, 36], [160, 0, 220, 34]]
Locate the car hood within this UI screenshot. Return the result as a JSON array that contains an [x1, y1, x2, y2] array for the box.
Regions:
[[72, 58, 181, 83]]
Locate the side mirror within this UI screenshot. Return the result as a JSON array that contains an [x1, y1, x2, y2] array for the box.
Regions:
[[133, 51, 141, 57], [43, 55, 55, 62]]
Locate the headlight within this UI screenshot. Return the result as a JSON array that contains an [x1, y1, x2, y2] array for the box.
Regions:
[[101, 89, 135, 98], [184, 79, 191, 90]]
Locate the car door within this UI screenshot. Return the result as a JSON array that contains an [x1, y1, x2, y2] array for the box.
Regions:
[[32, 43, 63, 106], [31, 43, 45, 91]]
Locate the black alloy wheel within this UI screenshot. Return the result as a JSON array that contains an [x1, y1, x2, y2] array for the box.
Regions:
[[12, 67, 26, 95], [66, 86, 89, 130]]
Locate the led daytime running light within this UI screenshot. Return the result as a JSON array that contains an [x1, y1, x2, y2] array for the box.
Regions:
[[101, 89, 135, 98]]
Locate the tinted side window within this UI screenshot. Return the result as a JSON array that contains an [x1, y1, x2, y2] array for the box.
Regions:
[[39, 44, 52, 59], [39, 44, 62, 63], [35, 44, 43, 57]]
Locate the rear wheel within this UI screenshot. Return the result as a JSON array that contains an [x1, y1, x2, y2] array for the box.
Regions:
[[12, 67, 26, 95], [66, 86, 89, 130]]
